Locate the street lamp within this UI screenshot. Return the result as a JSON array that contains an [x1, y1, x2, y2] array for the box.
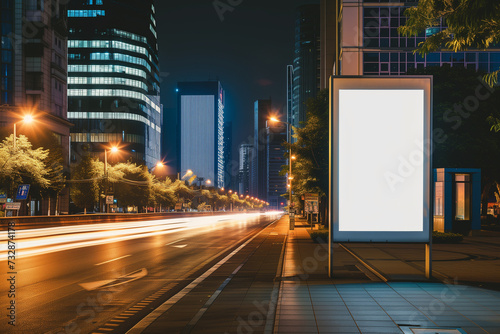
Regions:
[[104, 146, 119, 213], [269, 117, 294, 214], [13, 114, 35, 151]]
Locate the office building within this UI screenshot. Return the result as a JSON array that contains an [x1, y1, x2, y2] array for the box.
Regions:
[[323, 0, 500, 77], [238, 144, 253, 196], [249, 99, 272, 201], [67, 0, 162, 169], [267, 124, 287, 211], [177, 81, 225, 188], [223, 121, 234, 190], [290, 4, 321, 130], [0, 0, 71, 215]]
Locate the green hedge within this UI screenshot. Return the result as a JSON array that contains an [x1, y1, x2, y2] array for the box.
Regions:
[[432, 231, 464, 244], [309, 230, 463, 244], [310, 230, 329, 243]]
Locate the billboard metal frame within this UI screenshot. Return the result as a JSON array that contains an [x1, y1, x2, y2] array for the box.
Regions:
[[329, 76, 433, 278]]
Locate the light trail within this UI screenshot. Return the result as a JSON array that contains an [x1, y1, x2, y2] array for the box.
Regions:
[[0, 212, 282, 260]]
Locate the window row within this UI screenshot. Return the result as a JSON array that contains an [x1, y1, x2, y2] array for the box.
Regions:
[[67, 10, 105, 17], [363, 52, 500, 75], [68, 88, 161, 113], [90, 52, 151, 71], [68, 40, 148, 58], [111, 29, 147, 44], [68, 111, 160, 133], [68, 76, 148, 91], [71, 132, 145, 145], [68, 64, 147, 79], [84, 0, 103, 5]]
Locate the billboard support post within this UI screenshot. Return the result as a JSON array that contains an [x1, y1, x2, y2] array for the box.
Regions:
[[425, 243, 432, 279]]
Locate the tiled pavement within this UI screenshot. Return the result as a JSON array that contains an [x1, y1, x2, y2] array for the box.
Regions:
[[274, 220, 500, 334]]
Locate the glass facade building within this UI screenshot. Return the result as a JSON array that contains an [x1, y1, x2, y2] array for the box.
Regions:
[[339, 0, 500, 76], [67, 0, 161, 168], [250, 99, 272, 201], [290, 4, 321, 130], [0, 0, 14, 105], [177, 81, 225, 189], [267, 124, 287, 211]]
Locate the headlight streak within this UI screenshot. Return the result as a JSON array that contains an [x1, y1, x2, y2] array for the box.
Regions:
[[0, 213, 282, 260]]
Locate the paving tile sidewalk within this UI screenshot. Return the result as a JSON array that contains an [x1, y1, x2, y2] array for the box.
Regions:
[[274, 217, 500, 334]]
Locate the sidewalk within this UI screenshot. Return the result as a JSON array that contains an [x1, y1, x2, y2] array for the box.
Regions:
[[274, 218, 500, 334]]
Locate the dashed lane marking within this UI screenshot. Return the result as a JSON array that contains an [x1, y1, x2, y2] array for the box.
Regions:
[[95, 255, 131, 266]]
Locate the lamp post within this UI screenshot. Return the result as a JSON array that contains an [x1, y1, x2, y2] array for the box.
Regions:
[[104, 146, 119, 213], [269, 117, 295, 215], [13, 114, 35, 151]]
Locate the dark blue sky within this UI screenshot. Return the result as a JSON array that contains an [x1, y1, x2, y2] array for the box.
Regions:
[[155, 0, 318, 168]]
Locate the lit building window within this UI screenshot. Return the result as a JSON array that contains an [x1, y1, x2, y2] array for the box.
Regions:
[[68, 64, 147, 79], [67, 10, 106, 17], [68, 89, 160, 113]]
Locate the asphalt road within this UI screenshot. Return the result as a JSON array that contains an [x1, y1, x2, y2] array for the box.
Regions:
[[0, 212, 281, 333]]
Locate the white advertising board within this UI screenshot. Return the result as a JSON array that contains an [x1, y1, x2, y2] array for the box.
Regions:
[[330, 76, 432, 243]]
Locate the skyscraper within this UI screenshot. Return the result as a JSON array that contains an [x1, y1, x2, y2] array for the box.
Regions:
[[290, 4, 321, 130], [177, 81, 225, 188], [67, 0, 161, 168], [223, 121, 234, 189], [267, 124, 287, 211], [238, 144, 253, 196], [250, 99, 272, 201], [324, 0, 500, 76], [0, 0, 71, 215]]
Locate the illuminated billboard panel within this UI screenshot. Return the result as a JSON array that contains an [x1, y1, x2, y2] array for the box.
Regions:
[[331, 77, 432, 243]]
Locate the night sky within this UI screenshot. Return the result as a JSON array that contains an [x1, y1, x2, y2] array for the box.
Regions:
[[154, 0, 319, 169]]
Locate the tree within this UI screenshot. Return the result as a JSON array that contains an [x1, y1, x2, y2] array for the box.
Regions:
[[111, 162, 151, 212], [288, 89, 329, 222], [0, 135, 51, 199], [410, 65, 500, 214], [70, 155, 103, 213], [150, 178, 176, 211], [398, 0, 500, 85]]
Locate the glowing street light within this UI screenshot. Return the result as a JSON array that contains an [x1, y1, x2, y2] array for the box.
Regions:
[[13, 113, 36, 151], [104, 146, 119, 213], [269, 116, 294, 218]]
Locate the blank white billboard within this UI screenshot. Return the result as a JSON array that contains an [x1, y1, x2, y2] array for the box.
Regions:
[[331, 77, 432, 243]]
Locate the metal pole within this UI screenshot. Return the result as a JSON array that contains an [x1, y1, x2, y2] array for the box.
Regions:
[[104, 150, 108, 214], [13, 123, 16, 151], [289, 124, 292, 209]]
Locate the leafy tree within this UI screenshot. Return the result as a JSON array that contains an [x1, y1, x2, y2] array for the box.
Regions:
[[398, 0, 500, 85], [70, 155, 103, 213], [150, 178, 176, 210], [111, 162, 151, 211], [287, 89, 329, 221], [410, 65, 500, 214], [0, 135, 50, 198]]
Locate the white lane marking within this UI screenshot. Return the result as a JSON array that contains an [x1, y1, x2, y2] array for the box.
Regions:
[[125, 218, 279, 334], [165, 239, 185, 246], [95, 255, 131, 266], [79, 268, 148, 291], [173, 245, 187, 249]]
